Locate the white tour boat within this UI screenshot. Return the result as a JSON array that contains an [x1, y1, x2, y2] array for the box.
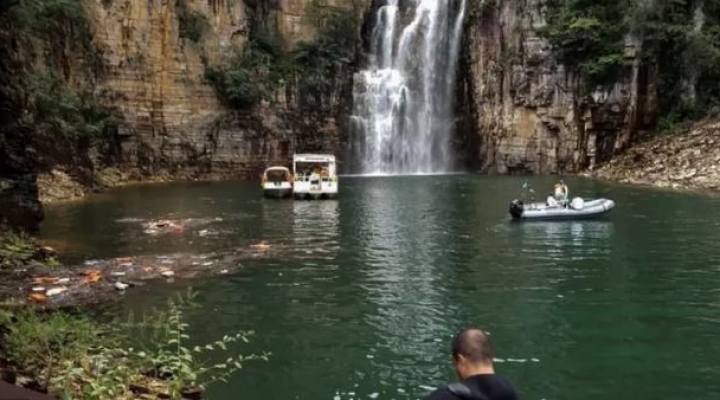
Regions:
[[292, 154, 339, 200]]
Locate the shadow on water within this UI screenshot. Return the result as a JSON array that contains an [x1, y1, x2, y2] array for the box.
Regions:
[[39, 175, 720, 400]]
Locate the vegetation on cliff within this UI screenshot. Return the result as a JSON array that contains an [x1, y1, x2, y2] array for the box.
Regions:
[[0, 0, 121, 184], [204, 1, 362, 112], [539, 0, 720, 126], [176, 0, 209, 43]]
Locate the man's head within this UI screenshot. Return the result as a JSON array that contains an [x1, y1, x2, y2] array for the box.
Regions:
[[451, 328, 495, 379]]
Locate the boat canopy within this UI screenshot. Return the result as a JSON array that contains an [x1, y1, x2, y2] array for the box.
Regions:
[[264, 166, 291, 174], [293, 154, 336, 164]]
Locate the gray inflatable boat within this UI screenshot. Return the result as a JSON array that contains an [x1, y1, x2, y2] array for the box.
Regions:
[[509, 197, 615, 221]]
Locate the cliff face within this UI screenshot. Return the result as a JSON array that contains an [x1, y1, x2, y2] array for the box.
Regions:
[[462, 1, 658, 175], [0, 0, 367, 229], [86, 0, 366, 179], [1, 2, 42, 230]]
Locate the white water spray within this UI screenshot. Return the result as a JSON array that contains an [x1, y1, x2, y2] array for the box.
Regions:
[[350, 0, 467, 175]]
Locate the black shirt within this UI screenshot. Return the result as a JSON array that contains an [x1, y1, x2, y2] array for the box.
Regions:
[[425, 374, 518, 400]]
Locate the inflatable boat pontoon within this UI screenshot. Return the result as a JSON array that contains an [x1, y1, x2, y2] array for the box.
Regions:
[[509, 198, 615, 221]]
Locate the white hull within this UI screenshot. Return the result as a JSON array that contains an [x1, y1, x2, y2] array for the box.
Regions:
[[263, 187, 292, 198], [293, 181, 339, 200], [263, 181, 293, 199], [510, 198, 615, 221]]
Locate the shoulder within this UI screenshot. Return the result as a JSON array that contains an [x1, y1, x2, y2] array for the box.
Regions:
[[486, 375, 519, 400], [425, 387, 458, 400]]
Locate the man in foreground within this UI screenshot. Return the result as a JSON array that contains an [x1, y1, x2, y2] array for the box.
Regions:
[[426, 328, 518, 400]]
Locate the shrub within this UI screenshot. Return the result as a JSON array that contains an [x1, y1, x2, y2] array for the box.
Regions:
[[0, 289, 268, 400], [539, 0, 720, 123], [204, 33, 286, 109], [176, 0, 208, 43], [0, 232, 37, 266], [20, 72, 121, 148], [204, 2, 362, 111]]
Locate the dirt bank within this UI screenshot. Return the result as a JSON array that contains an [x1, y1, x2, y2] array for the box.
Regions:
[[589, 120, 720, 191]]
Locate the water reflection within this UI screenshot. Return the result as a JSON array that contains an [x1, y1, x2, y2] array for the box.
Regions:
[[291, 200, 340, 260], [352, 177, 453, 392], [512, 221, 614, 262]]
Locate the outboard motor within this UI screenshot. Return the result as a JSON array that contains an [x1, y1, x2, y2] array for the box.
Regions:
[[509, 199, 524, 219]]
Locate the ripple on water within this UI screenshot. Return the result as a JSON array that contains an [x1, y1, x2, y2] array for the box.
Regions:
[[38, 177, 720, 400]]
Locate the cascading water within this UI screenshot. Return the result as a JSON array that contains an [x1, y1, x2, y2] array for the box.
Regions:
[[350, 0, 467, 175]]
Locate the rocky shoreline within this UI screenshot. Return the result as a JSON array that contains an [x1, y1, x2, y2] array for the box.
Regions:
[[37, 168, 254, 204], [589, 121, 720, 192], [0, 220, 275, 309]]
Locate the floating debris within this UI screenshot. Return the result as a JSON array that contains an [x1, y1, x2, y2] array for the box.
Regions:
[[32, 277, 59, 285], [28, 293, 48, 303], [250, 241, 271, 252], [116, 217, 145, 223], [115, 282, 130, 291], [81, 270, 102, 284], [46, 287, 68, 297], [142, 219, 186, 235]]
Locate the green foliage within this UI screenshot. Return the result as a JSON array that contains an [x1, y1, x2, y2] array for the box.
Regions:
[[0, 232, 37, 267], [176, 0, 209, 43], [21, 72, 120, 145], [633, 0, 720, 121], [9, 0, 102, 75], [538, 0, 631, 88], [204, 33, 285, 109], [1, 289, 268, 400], [1, 0, 120, 173], [3, 309, 106, 391], [292, 4, 361, 109], [540, 0, 720, 125], [205, 3, 361, 111]]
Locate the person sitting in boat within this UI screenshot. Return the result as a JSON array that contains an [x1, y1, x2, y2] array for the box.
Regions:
[[553, 180, 569, 205]]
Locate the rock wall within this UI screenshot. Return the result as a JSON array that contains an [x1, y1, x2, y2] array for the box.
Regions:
[[87, 0, 366, 179], [592, 120, 720, 190], [0, 2, 43, 231], [462, 0, 658, 175]]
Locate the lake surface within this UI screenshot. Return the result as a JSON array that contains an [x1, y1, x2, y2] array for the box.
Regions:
[[41, 175, 720, 400]]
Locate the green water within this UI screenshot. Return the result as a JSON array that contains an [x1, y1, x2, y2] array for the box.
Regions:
[[41, 176, 720, 400]]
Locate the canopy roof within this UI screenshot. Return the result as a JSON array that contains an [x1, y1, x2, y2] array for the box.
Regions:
[[264, 166, 291, 173], [293, 154, 336, 163]]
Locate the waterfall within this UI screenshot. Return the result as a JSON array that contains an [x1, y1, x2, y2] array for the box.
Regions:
[[350, 0, 467, 175]]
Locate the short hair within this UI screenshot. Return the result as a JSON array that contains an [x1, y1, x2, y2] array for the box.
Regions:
[[451, 328, 493, 364]]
